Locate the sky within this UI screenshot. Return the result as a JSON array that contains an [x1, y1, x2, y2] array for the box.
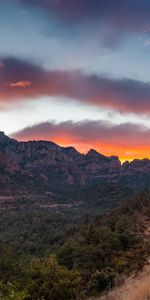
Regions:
[[0, 0, 150, 162]]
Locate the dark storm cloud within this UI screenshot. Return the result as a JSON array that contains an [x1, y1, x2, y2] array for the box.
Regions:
[[19, 0, 150, 32], [1, 57, 150, 114]]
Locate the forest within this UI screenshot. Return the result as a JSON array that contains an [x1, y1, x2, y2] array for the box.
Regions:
[[0, 190, 149, 299]]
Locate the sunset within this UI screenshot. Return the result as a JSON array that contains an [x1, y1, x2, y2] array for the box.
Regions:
[[0, 2, 150, 299], [0, 0, 150, 161]]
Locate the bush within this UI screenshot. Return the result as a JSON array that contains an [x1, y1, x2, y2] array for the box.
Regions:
[[0, 282, 28, 300], [26, 255, 81, 300], [90, 268, 117, 294]]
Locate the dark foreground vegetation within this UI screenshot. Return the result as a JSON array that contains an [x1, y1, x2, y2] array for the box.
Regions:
[[0, 191, 149, 299]]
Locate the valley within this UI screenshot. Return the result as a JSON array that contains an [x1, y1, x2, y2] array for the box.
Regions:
[[0, 133, 150, 299]]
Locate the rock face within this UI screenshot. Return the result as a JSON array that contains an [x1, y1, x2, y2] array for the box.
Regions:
[[0, 132, 150, 194]]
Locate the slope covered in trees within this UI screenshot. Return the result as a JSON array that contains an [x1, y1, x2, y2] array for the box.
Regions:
[[0, 191, 149, 299]]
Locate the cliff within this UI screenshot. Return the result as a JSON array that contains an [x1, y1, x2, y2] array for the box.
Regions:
[[0, 132, 149, 194]]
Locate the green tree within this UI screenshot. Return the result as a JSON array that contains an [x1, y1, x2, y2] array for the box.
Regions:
[[26, 255, 81, 300]]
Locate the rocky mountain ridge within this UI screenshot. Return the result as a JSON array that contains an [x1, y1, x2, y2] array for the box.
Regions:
[[0, 131, 150, 194]]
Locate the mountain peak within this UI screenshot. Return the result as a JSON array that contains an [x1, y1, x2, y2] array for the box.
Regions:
[[0, 131, 10, 142], [62, 146, 80, 156], [86, 149, 105, 159]]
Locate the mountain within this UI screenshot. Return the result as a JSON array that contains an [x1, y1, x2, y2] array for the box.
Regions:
[[0, 132, 150, 193], [0, 131, 150, 194]]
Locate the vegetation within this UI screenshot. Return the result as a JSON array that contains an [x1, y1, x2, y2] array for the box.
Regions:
[[90, 261, 150, 300], [0, 184, 131, 256], [0, 191, 149, 299]]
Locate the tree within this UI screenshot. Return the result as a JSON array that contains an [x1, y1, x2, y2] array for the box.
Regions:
[[26, 255, 81, 300]]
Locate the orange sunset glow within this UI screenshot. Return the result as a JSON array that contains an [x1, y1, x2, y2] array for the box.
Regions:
[[13, 132, 150, 163]]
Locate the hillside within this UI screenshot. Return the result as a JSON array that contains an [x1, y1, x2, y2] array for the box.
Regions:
[[89, 260, 150, 300], [0, 191, 149, 299], [57, 191, 150, 298]]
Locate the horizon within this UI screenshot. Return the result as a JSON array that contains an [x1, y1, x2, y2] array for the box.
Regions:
[[0, 1, 150, 161], [1, 130, 149, 163]]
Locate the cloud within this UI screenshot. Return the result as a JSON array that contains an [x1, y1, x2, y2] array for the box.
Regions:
[[1, 57, 150, 114], [18, 0, 150, 36], [9, 81, 31, 88], [12, 120, 150, 161]]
